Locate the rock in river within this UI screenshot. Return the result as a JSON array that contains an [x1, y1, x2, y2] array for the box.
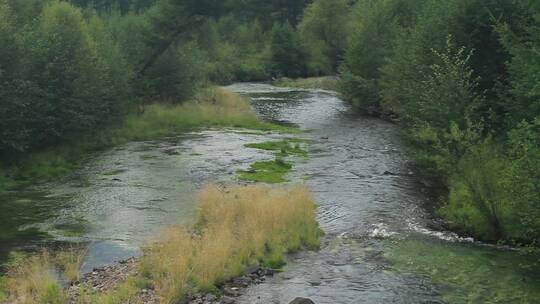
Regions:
[[289, 298, 315, 304]]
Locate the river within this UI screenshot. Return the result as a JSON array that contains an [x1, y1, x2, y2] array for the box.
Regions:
[[0, 83, 538, 303]]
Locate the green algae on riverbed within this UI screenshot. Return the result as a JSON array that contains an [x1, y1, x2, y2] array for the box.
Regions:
[[0, 192, 65, 243], [237, 159, 293, 183], [245, 139, 310, 157], [386, 239, 540, 303]]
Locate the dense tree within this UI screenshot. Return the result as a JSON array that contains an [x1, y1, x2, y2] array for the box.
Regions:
[[340, 0, 423, 111], [338, 0, 540, 242], [22, 2, 130, 146], [298, 0, 351, 74], [224, 0, 311, 28], [497, 9, 540, 127], [269, 23, 307, 78], [0, 0, 28, 153]]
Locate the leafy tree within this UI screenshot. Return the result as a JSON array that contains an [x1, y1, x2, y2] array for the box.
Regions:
[[497, 11, 540, 127], [0, 0, 29, 154], [269, 23, 307, 78], [19, 2, 130, 147], [340, 0, 423, 111], [144, 42, 205, 101], [503, 118, 540, 241], [298, 0, 351, 74], [224, 0, 311, 28]]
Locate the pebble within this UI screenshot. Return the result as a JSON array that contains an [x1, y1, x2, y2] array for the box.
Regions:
[[68, 256, 276, 304]]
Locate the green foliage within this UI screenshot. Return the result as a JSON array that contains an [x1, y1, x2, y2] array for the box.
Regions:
[[503, 119, 540, 241], [269, 23, 307, 78], [0, 1, 134, 156], [223, 0, 310, 28], [298, 0, 352, 74], [387, 239, 540, 303], [497, 12, 540, 127], [405, 37, 483, 129], [24, 1, 130, 144], [339, 0, 540, 242], [0, 0, 27, 153], [340, 0, 423, 110], [198, 18, 271, 83], [442, 141, 510, 240], [144, 42, 206, 101]]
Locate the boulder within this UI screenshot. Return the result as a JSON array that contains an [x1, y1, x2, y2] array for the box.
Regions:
[[289, 298, 315, 304]]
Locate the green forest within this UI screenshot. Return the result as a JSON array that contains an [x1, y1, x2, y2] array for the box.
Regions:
[[0, 0, 539, 301]]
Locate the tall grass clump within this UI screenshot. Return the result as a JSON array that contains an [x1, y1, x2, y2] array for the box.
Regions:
[[2, 249, 86, 304], [4, 252, 65, 304], [140, 184, 321, 303]]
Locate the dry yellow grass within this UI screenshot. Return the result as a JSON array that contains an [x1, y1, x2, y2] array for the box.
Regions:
[[4, 251, 66, 304], [3, 185, 321, 304], [140, 184, 321, 303], [55, 247, 86, 284]]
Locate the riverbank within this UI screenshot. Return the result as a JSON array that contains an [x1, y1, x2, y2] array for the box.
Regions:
[[0, 87, 294, 193], [66, 256, 276, 304], [1, 185, 321, 303]]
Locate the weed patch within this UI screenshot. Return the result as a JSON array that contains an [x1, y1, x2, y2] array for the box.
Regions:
[[237, 158, 293, 183]]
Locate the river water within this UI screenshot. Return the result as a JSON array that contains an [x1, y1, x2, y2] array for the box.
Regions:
[[1, 84, 538, 303]]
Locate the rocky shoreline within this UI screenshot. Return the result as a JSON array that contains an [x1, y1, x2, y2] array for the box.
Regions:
[[68, 258, 309, 304]]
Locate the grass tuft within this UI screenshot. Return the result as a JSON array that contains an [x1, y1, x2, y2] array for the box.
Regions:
[[3, 251, 66, 304], [2, 249, 85, 303]]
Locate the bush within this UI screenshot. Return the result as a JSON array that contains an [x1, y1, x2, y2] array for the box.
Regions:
[[503, 119, 540, 241], [442, 141, 510, 241]]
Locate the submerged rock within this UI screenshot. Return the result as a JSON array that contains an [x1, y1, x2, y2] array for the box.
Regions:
[[289, 298, 315, 304]]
